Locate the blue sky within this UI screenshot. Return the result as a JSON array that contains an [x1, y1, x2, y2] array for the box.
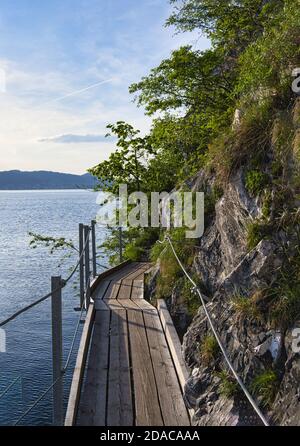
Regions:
[[0, 0, 209, 174]]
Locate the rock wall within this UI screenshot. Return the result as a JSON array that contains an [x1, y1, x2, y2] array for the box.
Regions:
[[180, 167, 300, 426]]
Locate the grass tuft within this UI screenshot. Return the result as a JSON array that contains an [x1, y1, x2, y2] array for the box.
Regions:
[[246, 220, 272, 251], [250, 370, 278, 408], [232, 292, 263, 323], [200, 335, 219, 366], [217, 370, 239, 398]]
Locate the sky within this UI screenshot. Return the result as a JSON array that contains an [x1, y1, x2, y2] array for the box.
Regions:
[[0, 0, 210, 174]]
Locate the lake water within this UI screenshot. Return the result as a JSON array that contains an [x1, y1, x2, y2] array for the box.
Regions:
[[0, 190, 107, 426]]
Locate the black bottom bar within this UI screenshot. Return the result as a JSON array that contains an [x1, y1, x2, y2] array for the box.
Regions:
[[0, 426, 297, 443]]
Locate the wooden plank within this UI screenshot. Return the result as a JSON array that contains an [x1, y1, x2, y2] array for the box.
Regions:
[[143, 266, 154, 275], [107, 309, 133, 426], [127, 309, 163, 426], [131, 280, 144, 299], [105, 299, 124, 310], [157, 300, 189, 393], [65, 304, 95, 426], [77, 310, 110, 426], [144, 311, 190, 426], [90, 260, 132, 293], [106, 281, 121, 299], [124, 265, 149, 280], [118, 279, 132, 300], [91, 263, 148, 302], [118, 299, 141, 310], [94, 299, 109, 311], [92, 280, 111, 300], [133, 299, 156, 312], [91, 262, 140, 297]]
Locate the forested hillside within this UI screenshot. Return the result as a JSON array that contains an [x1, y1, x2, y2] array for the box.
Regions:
[[89, 1, 300, 425], [0, 170, 96, 190]]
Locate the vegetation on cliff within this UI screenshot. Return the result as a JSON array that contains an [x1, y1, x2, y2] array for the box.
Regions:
[[90, 0, 300, 329]]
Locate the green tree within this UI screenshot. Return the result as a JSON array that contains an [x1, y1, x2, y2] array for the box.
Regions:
[[89, 121, 154, 194], [129, 46, 235, 175], [167, 0, 284, 53], [130, 46, 233, 118]]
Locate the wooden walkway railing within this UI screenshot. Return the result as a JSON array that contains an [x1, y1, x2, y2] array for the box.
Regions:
[[65, 262, 190, 427]]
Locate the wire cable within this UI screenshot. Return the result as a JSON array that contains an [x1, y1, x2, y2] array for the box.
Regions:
[[63, 294, 86, 373], [0, 376, 22, 401], [0, 227, 91, 328], [13, 376, 61, 426], [14, 291, 88, 425], [165, 235, 269, 427]]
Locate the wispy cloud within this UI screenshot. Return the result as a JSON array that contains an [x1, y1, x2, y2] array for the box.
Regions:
[[39, 133, 113, 143], [0, 0, 210, 174], [45, 78, 117, 105]]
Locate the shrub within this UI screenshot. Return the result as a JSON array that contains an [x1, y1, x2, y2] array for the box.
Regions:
[[237, 2, 300, 103], [123, 244, 144, 262], [208, 101, 272, 183], [179, 276, 201, 318], [156, 253, 182, 298], [262, 190, 272, 219], [151, 227, 197, 300], [200, 335, 219, 366], [150, 239, 165, 262], [250, 370, 278, 408], [217, 370, 238, 398], [247, 220, 272, 250], [267, 250, 300, 330], [245, 170, 269, 197]]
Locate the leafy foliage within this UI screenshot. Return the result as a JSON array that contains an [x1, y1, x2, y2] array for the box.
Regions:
[[130, 46, 233, 118], [89, 121, 154, 194], [245, 170, 269, 197], [28, 232, 77, 270], [237, 1, 300, 103], [88, 0, 300, 290], [167, 0, 284, 53], [29, 232, 76, 253]]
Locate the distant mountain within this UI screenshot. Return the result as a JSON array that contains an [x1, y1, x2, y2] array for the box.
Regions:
[[0, 170, 99, 190]]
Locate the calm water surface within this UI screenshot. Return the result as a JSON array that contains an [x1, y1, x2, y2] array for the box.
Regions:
[[0, 190, 107, 425]]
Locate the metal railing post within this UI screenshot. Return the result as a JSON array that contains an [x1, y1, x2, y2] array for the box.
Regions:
[[79, 223, 85, 308], [84, 225, 91, 308], [119, 226, 123, 264], [51, 276, 63, 426], [91, 220, 97, 278]]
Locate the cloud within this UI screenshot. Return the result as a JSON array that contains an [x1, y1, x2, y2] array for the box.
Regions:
[[0, 1, 210, 174], [38, 133, 114, 144]]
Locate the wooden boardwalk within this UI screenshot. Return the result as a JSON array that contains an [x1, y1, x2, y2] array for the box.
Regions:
[[66, 262, 190, 427]]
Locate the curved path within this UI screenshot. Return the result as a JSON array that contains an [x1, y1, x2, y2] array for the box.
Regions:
[[66, 262, 190, 427]]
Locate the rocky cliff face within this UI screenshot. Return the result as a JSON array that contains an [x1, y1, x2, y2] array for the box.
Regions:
[[180, 165, 300, 426], [149, 99, 300, 426]]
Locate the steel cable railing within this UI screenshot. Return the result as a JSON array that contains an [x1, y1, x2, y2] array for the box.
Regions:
[[0, 227, 91, 328], [13, 296, 87, 426], [0, 221, 129, 425], [162, 235, 269, 427], [0, 376, 22, 402]]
